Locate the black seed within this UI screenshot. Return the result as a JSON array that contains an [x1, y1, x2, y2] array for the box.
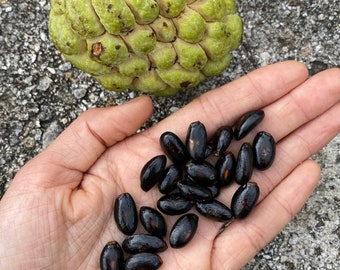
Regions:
[[253, 131, 276, 170], [122, 234, 167, 254], [178, 181, 212, 201], [235, 143, 253, 185], [160, 131, 190, 164], [100, 241, 124, 270], [186, 121, 208, 161], [114, 193, 137, 235], [140, 155, 167, 192], [234, 110, 265, 140], [185, 160, 217, 186], [140, 206, 167, 237], [169, 213, 199, 248], [196, 200, 233, 222], [231, 182, 260, 219], [125, 252, 162, 270], [157, 193, 194, 215], [215, 152, 236, 187], [158, 165, 182, 194], [213, 126, 233, 156]]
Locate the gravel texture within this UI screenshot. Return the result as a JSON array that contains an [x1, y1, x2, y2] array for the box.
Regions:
[[0, 0, 339, 269]]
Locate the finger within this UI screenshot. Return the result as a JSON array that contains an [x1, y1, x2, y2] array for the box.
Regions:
[[146, 61, 309, 139], [220, 67, 340, 198], [254, 99, 340, 199], [14, 96, 153, 189], [211, 67, 340, 162], [246, 67, 340, 143], [212, 159, 321, 270]]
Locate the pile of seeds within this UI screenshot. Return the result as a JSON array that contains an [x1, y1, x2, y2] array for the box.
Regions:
[[100, 109, 276, 270]]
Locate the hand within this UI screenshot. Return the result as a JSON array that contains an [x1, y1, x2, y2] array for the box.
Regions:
[[0, 61, 339, 270]]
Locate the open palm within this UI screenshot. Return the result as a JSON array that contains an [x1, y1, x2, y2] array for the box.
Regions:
[[1, 61, 339, 270]]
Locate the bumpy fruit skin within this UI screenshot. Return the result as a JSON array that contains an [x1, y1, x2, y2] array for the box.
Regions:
[[49, 0, 243, 96]]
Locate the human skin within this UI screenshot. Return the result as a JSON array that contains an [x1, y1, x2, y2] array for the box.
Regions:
[[0, 61, 339, 269]]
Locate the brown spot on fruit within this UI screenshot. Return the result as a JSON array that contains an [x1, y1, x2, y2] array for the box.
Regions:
[[91, 42, 104, 58]]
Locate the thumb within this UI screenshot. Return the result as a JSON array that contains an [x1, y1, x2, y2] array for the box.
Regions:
[[13, 96, 153, 190]]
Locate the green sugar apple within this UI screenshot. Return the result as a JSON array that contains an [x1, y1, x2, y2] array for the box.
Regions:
[[49, 0, 243, 96]]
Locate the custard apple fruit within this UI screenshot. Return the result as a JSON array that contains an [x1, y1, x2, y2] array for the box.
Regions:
[[49, 0, 243, 96]]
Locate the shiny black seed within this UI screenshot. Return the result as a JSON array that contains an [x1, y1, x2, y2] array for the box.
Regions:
[[213, 126, 233, 156], [196, 200, 233, 222], [234, 110, 265, 140], [178, 181, 212, 201], [125, 252, 162, 270], [140, 206, 167, 237], [231, 182, 260, 219], [140, 155, 167, 192], [235, 143, 254, 185], [122, 234, 167, 254], [186, 121, 207, 161], [185, 161, 217, 186], [158, 165, 182, 194], [253, 131, 276, 170], [100, 241, 124, 270], [114, 193, 137, 235], [215, 152, 236, 187], [169, 213, 199, 248], [160, 131, 190, 164], [157, 193, 195, 215]]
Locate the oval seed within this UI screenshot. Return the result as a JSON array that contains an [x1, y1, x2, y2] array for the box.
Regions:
[[196, 200, 233, 222], [125, 252, 162, 270], [185, 160, 217, 186], [213, 126, 233, 156], [169, 213, 199, 248], [178, 181, 212, 201], [100, 241, 124, 270], [114, 193, 137, 235], [160, 131, 190, 164], [186, 121, 207, 161], [253, 131, 276, 170], [158, 164, 182, 194], [234, 110, 265, 140], [122, 234, 167, 254], [215, 152, 236, 187], [140, 206, 167, 237], [231, 182, 260, 219], [157, 193, 195, 215], [140, 155, 167, 192], [235, 143, 254, 185]]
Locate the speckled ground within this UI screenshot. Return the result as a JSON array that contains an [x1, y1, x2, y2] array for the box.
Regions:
[[0, 0, 339, 269]]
